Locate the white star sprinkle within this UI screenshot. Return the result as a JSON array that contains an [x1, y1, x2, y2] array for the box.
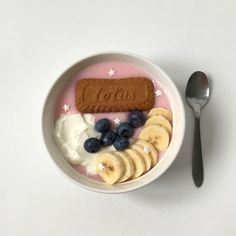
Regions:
[[114, 117, 121, 126], [97, 163, 105, 170], [155, 90, 162, 97], [108, 68, 115, 77], [144, 146, 151, 154], [62, 104, 70, 112]]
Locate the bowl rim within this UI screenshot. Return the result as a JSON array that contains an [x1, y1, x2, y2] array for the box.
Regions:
[[42, 51, 186, 193]]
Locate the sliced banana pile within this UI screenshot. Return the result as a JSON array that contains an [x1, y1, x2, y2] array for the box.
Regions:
[[95, 141, 157, 184], [95, 107, 173, 184], [140, 107, 173, 151]]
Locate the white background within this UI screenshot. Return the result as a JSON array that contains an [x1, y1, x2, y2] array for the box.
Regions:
[[1, 0, 236, 235]]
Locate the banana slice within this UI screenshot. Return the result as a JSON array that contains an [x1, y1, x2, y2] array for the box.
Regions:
[[125, 149, 146, 179], [131, 144, 152, 172], [139, 125, 170, 151], [147, 107, 172, 122], [114, 151, 135, 183], [96, 152, 125, 184], [135, 140, 158, 166], [145, 115, 172, 134]]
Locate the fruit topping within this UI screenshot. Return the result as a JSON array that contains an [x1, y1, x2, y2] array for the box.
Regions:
[[128, 111, 146, 128], [84, 137, 101, 153], [114, 137, 129, 151], [116, 122, 134, 138], [95, 118, 111, 133], [100, 130, 117, 146]]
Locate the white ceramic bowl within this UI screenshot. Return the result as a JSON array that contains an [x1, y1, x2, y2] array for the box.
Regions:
[[42, 52, 185, 193]]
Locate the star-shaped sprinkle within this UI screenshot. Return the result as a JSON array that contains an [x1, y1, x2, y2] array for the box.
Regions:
[[108, 68, 115, 77], [62, 104, 70, 112], [155, 90, 162, 97], [97, 163, 105, 170], [143, 146, 151, 154], [114, 117, 121, 126]]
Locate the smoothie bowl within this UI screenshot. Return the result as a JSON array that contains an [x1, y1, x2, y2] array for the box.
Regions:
[[42, 52, 185, 193]]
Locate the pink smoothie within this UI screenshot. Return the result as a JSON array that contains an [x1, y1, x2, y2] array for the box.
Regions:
[[54, 62, 171, 181]]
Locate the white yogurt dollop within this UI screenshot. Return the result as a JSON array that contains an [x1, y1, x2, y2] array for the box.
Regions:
[[54, 113, 100, 174]]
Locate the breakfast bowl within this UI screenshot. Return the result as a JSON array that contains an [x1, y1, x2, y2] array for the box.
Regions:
[[42, 52, 185, 193]]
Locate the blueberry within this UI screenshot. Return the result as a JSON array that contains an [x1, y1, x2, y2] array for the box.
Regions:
[[100, 130, 117, 146], [95, 118, 111, 133], [116, 122, 134, 138], [84, 138, 101, 153], [128, 111, 146, 128], [114, 137, 129, 150]]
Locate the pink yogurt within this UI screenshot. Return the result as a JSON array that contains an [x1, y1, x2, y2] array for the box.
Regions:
[[54, 62, 171, 181]]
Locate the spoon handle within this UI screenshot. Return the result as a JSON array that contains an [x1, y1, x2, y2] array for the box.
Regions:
[[192, 115, 204, 187]]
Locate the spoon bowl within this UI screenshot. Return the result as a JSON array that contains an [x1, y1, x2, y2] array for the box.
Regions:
[[186, 71, 210, 113]]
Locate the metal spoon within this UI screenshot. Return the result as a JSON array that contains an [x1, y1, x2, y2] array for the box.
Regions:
[[186, 71, 210, 187]]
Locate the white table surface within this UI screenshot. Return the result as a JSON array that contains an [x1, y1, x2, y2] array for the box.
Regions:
[[1, 0, 236, 235]]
